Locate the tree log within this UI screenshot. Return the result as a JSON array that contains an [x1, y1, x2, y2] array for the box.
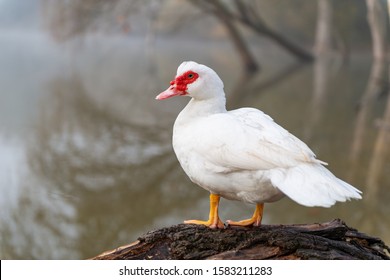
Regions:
[[92, 219, 389, 260]]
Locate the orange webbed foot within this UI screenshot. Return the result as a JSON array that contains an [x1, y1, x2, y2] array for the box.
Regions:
[[226, 203, 264, 227], [184, 193, 224, 229], [184, 218, 224, 229]]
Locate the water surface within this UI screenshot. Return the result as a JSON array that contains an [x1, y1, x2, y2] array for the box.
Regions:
[[0, 30, 389, 259]]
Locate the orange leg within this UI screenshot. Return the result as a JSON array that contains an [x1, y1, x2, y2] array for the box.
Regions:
[[184, 193, 224, 229], [227, 203, 264, 227]]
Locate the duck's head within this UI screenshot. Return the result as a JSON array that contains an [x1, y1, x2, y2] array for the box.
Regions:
[[156, 61, 224, 101]]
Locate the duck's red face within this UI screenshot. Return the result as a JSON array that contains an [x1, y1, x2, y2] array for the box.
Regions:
[[156, 71, 199, 100]]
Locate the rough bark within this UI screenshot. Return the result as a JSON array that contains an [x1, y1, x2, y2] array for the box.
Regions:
[[92, 219, 389, 260]]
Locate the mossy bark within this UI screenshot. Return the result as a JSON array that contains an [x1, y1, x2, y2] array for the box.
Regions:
[[92, 219, 389, 260]]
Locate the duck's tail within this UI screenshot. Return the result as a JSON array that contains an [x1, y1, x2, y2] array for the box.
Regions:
[[270, 163, 362, 207]]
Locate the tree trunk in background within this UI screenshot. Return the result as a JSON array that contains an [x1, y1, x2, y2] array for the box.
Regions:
[[365, 0, 390, 199], [366, 82, 390, 199], [190, 0, 260, 75], [238, 19, 314, 62], [190, 0, 318, 74], [232, 0, 314, 62], [348, 0, 389, 192], [314, 0, 333, 55], [145, 0, 161, 88], [209, 0, 260, 74], [366, 0, 387, 60]]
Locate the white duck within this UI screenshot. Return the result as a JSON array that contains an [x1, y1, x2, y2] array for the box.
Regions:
[[156, 61, 362, 229]]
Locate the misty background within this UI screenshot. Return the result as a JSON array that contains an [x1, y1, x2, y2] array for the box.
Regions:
[[0, 0, 389, 259]]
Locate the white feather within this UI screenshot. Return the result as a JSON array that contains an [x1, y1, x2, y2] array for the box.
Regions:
[[269, 164, 362, 207]]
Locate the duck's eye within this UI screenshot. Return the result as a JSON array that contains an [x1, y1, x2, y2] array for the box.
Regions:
[[188, 73, 194, 79]]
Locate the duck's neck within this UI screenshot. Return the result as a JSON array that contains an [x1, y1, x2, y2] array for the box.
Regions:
[[180, 94, 227, 120]]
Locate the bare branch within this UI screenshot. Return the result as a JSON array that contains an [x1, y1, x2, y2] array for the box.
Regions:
[[189, 0, 260, 74]]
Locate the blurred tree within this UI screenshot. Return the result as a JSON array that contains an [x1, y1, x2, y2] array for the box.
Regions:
[[41, 0, 143, 41], [365, 0, 388, 60], [349, 0, 389, 184], [189, 0, 260, 74], [41, 0, 317, 74], [229, 0, 314, 61], [314, 0, 333, 55], [365, 0, 390, 198], [189, 0, 314, 74], [41, 0, 377, 73], [363, 0, 388, 100]]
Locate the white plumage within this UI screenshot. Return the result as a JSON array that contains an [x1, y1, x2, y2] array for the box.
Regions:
[[156, 61, 362, 228]]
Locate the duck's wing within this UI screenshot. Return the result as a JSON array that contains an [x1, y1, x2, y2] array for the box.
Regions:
[[198, 108, 326, 172]]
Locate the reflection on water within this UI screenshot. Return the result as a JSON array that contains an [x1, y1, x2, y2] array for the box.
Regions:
[[0, 30, 389, 259]]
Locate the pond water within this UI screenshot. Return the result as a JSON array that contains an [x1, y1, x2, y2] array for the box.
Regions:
[[0, 29, 389, 259]]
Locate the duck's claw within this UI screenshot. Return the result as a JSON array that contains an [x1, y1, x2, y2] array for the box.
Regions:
[[226, 203, 264, 227]]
